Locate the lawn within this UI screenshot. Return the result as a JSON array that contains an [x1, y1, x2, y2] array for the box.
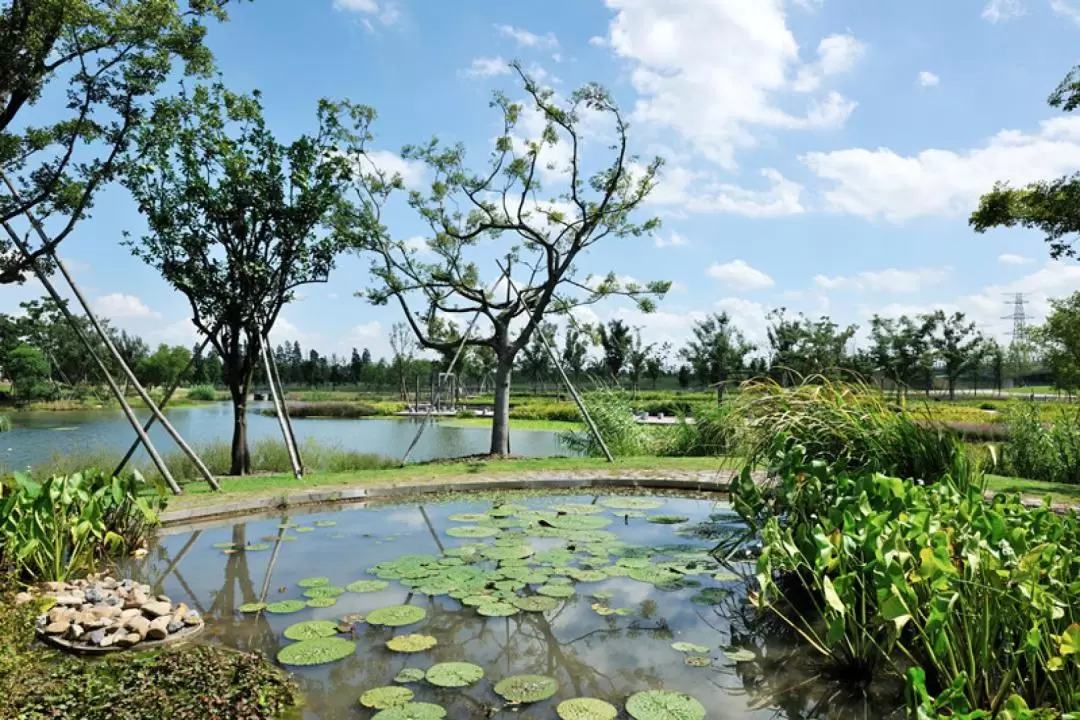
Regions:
[[984, 474, 1080, 504]]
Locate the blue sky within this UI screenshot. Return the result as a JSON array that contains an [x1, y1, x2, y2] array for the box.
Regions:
[[8, 0, 1080, 360]]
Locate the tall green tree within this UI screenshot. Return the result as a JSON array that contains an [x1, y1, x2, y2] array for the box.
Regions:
[[597, 319, 634, 383], [766, 309, 858, 384], [122, 84, 369, 475], [1034, 292, 1080, 393], [679, 313, 754, 404], [869, 315, 933, 402], [136, 344, 192, 389], [519, 322, 555, 391], [985, 339, 1006, 395], [626, 331, 655, 394], [345, 65, 668, 455], [922, 310, 986, 400], [389, 322, 415, 402], [0, 0, 241, 284], [645, 343, 669, 390], [561, 325, 590, 382], [5, 343, 50, 401]]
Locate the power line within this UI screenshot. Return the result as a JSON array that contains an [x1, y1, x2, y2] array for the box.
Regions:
[[1002, 293, 1030, 344]]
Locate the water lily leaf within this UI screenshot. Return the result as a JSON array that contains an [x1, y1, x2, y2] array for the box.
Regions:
[[723, 647, 756, 662], [306, 597, 337, 608], [592, 604, 616, 616], [690, 588, 729, 605], [283, 620, 339, 641], [211, 542, 236, 549], [671, 642, 710, 654], [567, 568, 607, 583], [265, 600, 307, 614], [371, 702, 447, 720], [297, 577, 330, 588], [367, 605, 427, 627], [477, 602, 519, 617], [295, 527, 314, 533], [304, 585, 345, 599], [556, 698, 618, 720], [346, 579, 390, 593], [360, 686, 414, 709], [340, 613, 365, 624], [446, 525, 500, 538], [493, 674, 558, 703], [448, 512, 488, 522], [238, 602, 268, 613], [544, 515, 612, 530], [482, 544, 534, 561], [243, 543, 270, 551], [394, 668, 426, 683], [314, 520, 337, 527], [684, 656, 711, 667], [279, 523, 297, 529], [512, 596, 559, 612], [614, 608, 632, 616], [600, 497, 664, 510], [537, 584, 575, 598], [712, 572, 739, 582], [386, 634, 438, 653], [425, 662, 485, 688], [276, 637, 356, 666], [612, 510, 646, 519], [646, 516, 689, 525], [551, 503, 606, 515], [625, 690, 706, 720]]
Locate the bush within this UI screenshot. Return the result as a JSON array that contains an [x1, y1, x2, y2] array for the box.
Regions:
[[186, 384, 217, 401], [0, 415, 9, 433], [659, 404, 732, 457], [560, 390, 654, 457], [979, 401, 998, 411], [1004, 402, 1080, 484]]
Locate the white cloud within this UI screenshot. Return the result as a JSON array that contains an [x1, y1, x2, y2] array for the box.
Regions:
[[348, 321, 382, 340], [360, 150, 427, 189], [462, 57, 510, 78], [918, 71, 940, 87], [706, 260, 775, 291], [269, 317, 321, 348], [999, 253, 1036, 265], [603, 0, 858, 168], [817, 34, 865, 75], [588, 35, 607, 46], [714, 297, 771, 346], [1051, 0, 1080, 24], [654, 231, 689, 248], [496, 24, 558, 49], [648, 166, 805, 217], [147, 319, 199, 347], [403, 236, 433, 255], [813, 267, 951, 294], [792, 0, 825, 9], [802, 116, 1080, 221], [332, 0, 400, 26], [982, 0, 1027, 22], [94, 293, 161, 319]]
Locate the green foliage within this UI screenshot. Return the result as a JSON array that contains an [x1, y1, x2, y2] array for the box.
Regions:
[[135, 344, 191, 389], [766, 308, 859, 385], [492, 674, 558, 703], [0, 415, 9, 433], [186, 384, 217, 401], [561, 390, 654, 457], [679, 313, 754, 397], [556, 698, 618, 720], [6, 343, 52, 401], [733, 438, 1080, 715], [276, 637, 357, 666], [1034, 292, 1080, 393], [424, 662, 484, 688], [624, 690, 706, 720], [0, 469, 163, 581], [360, 686, 414, 709], [1004, 402, 1080, 484], [366, 604, 427, 627]]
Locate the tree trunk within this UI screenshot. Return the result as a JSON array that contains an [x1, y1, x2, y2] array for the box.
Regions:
[[490, 356, 512, 456], [229, 386, 251, 475], [948, 376, 956, 401]]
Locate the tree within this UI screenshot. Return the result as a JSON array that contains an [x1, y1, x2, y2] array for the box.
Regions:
[[0, 0, 240, 284], [136, 344, 192, 389], [645, 345, 668, 390], [971, 65, 1080, 260], [5, 343, 51, 401], [869, 315, 933, 402], [349, 348, 364, 385], [923, 310, 986, 400], [766, 309, 858, 384], [346, 65, 668, 455], [561, 325, 590, 382], [122, 85, 369, 475], [1035, 292, 1080, 393], [389, 322, 416, 402], [679, 313, 755, 404], [626, 331, 656, 394], [677, 364, 691, 391], [597, 319, 634, 383], [519, 323, 555, 391], [985, 339, 1006, 395]]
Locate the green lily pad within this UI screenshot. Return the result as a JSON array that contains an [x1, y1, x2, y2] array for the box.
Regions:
[[672, 642, 710, 654], [537, 584, 575, 598], [477, 602, 519, 617], [625, 690, 706, 720], [360, 686, 414, 709], [306, 597, 337, 608], [243, 543, 270, 551], [394, 668, 426, 683], [238, 602, 268, 613], [723, 647, 756, 662], [425, 662, 485, 688], [646, 515, 689, 525], [481, 544, 534, 561], [276, 637, 356, 666], [265, 600, 307, 614], [278, 523, 297, 529], [493, 674, 558, 703], [303, 585, 345, 599], [690, 588, 729, 605], [386, 634, 437, 653], [296, 527, 314, 533], [297, 577, 330, 588], [448, 512, 488, 522], [314, 520, 337, 527], [551, 503, 606, 515], [544, 515, 612, 530], [346, 579, 390, 593], [566, 568, 607, 583], [211, 542, 236, 549], [371, 702, 447, 720], [592, 591, 614, 600], [367, 605, 427, 627], [283, 620, 339, 641], [600, 497, 664, 510], [446, 525, 499, 538], [685, 656, 712, 667], [612, 510, 646, 519], [512, 596, 559, 612], [557, 698, 618, 720], [712, 571, 740, 582]]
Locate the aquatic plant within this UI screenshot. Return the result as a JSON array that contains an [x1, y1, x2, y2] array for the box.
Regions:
[[367, 605, 427, 627], [671, 642, 709, 654], [297, 576, 330, 588], [303, 585, 345, 599], [370, 702, 446, 720], [493, 674, 558, 703], [265, 600, 307, 614], [385, 634, 437, 653], [625, 690, 706, 720], [238, 602, 267, 613], [445, 525, 499, 538], [600, 497, 664, 510], [645, 515, 688, 525], [283, 621, 339, 641], [722, 648, 755, 662], [684, 656, 711, 667], [556, 698, 618, 720], [276, 637, 357, 666], [424, 662, 484, 688], [476, 602, 518, 617], [360, 686, 414, 709], [394, 668, 426, 683], [512, 596, 559, 612], [305, 597, 337, 608], [346, 579, 389, 593]]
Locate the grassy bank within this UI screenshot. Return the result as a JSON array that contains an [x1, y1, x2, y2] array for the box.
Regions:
[[434, 416, 582, 432]]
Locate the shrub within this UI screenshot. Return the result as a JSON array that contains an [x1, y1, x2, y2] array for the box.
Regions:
[[0, 416, 9, 433], [186, 384, 217, 401], [1002, 402, 1080, 483], [560, 390, 654, 457], [979, 401, 998, 411], [659, 404, 732, 457]]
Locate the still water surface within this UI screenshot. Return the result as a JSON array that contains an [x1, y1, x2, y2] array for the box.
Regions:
[[121, 493, 883, 720], [3, 403, 566, 470]]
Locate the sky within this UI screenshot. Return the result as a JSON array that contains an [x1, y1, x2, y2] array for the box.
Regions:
[[6, 0, 1080, 361]]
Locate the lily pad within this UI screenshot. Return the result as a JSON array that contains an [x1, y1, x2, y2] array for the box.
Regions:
[[612, 510, 646, 519], [512, 596, 559, 612], [671, 642, 710, 654], [477, 602, 519, 617], [557, 698, 618, 720], [685, 656, 712, 667], [551, 503, 606, 515], [544, 515, 612, 530], [625, 691, 706, 720], [646, 515, 689, 525], [690, 588, 729, 605], [712, 571, 740, 582], [448, 512, 488, 522], [386, 634, 438, 653], [283, 620, 339, 641], [446, 525, 499, 538], [243, 543, 270, 551], [314, 520, 337, 527], [211, 542, 236, 550], [425, 662, 485, 688], [265, 600, 307, 614], [600, 497, 664, 510], [566, 568, 607, 583], [493, 674, 558, 703], [481, 544, 534, 561], [395, 668, 426, 683], [371, 702, 447, 720], [297, 577, 330, 588], [346, 579, 390, 593], [360, 686, 414, 709], [238, 602, 268, 613], [276, 637, 356, 666], [367, 605, 427, 627], [537, 584, 575, 598], [723, 647, 756, 662], [306, 597, 337, 608], [304, 585, 345, 599], [296, 526, 314, 533]]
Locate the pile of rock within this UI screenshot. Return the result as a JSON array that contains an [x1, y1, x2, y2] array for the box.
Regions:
[[32, 576, 203, 653]]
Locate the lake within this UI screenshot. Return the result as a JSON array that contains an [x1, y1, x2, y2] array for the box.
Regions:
[[2, 403, 568, 471]]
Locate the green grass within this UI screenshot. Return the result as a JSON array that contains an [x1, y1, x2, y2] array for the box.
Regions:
[[168, 455, 736, 510], [985, 474, 1080, 503]]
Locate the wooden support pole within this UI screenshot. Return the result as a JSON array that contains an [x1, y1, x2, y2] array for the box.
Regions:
[[264, 335, 303, 474], [261, 338, 302, 480]]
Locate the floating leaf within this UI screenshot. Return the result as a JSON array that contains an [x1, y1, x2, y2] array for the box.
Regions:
[[297, 577, 330, 588], [276, 637, 356, 666], [212, 542, 236, 550], [712, 572, 739, 582], [314, 520, 337, 527], [296, 527, 314, 533], [346, 579, 390, 593], [367, 605, 427, 627], [283, 620, 339, 641], [592, 591, 614, 600], [482, 544, 534, 561], [360, 686, 414, 709], [672, 642, 710, 654], [477, 602, 519, 617], [690, 588, 729, 605], [371, 702, 447, 720], [304, 585, 345, 599], [493, 674, 558, 703], [685, 656, 711, 667], [556, 698, 618, 720], [551, 503, 606, 515], [306, 597, 337, 609], [567, 568, 607, 583], [243, 543, 270, 551], [448, 512, 488, 522], [512, 596, 559, 612], [612, 510, 646, 519], [646, 516, 689, 525], [723, 647, 756, 662], [537, 585, 575, 598], [395, 668, 426, 683], [600, 497, 664, 510], [265, 600, 307, 614], [238, 602, 267, 613], [544, 515, 612, 530], [446, 525, 499, 538], [425, 662, 485, 688], [386, 634, 438, 653], [625, 690, 706, 720]]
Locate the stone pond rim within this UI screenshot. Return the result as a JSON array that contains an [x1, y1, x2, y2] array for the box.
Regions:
[[158, 471, 749, 530]]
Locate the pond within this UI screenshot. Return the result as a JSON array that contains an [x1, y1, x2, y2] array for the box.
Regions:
[[122, 491, 885, 720], [2, 403, 567, 471]]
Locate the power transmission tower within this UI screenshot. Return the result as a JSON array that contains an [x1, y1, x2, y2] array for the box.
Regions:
[[1003, 293, 1031, 385]]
